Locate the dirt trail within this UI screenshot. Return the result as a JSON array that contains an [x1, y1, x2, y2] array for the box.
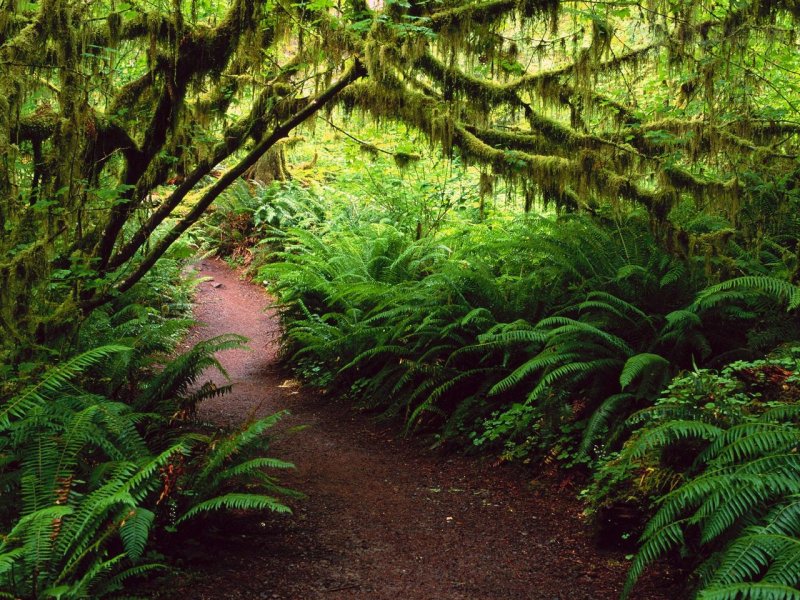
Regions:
[[171, 258, 680, 600]]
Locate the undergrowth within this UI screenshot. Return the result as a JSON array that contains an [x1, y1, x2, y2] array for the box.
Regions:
[[198, 139, 800, 599], [589, 348, 800, 598], [0, 243, 295, 598]]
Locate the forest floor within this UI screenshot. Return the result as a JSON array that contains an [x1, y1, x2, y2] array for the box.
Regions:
[[160, 258, 683, 599]]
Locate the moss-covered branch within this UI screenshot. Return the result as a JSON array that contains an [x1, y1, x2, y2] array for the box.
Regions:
[[415, 44, 656, 108], [426, 0, 557, 33], [84, 59, 367, 310], [105, 75, 305, 272], [339, 73, 752, 219], [96, 0, 263, 268]]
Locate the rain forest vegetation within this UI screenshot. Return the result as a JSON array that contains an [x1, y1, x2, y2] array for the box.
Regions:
[[205, 129, 800, 597], [2, 0, 800, 597], [0, 245, 297, 597]]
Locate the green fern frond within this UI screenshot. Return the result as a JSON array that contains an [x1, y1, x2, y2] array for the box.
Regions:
[[704, 424, 800, 464], [407, 368, 495, 427], [539, 318, 634, 355], [488, 351, 582, 396], [477, 328, 547, 347], [660, 263, 686, 288], [762, 541, 800, 586], [139, 334, 246, 409], [100, 562, 167, 593], [760, 405, 800, 423], [122, 444, 189, 503], [698, 582, 800, 600], [626, 420, 723, 460], [1, 505, 73, 548], [460, 307, 495, 326], [762, 500, 800, 537], [584, 291, 652, 323], [0, 548, 25, 582], [176, 493, 291, 524], [620, 353, 670, 390], [694, 277, 799, 312], [339, 345, 409, 373], [697, 476, 800, 544], [119, 508, 155, 562], [62, 553, 126, 597], [528, 358, 621, 402], [211, 457, 295, 489], [579, 393, 635, 456], [708, 532, 775, 587], [664, 309, 702, 330], [622, 521, 685, 599], [0, 345, 131, 429], [196, 412, 288, 486]]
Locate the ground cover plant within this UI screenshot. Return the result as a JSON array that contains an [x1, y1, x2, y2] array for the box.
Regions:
[[0, 247, 296, 597], [590, 349, 800, 599]]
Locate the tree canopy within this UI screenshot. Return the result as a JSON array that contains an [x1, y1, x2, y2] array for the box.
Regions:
[[1, 0, 799, 355]]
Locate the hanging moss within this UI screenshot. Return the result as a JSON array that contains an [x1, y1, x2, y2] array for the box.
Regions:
[[393, 152, 420, 169], [4, 0, 800, 359]]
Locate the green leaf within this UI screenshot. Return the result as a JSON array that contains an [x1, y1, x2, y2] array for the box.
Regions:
[[119, 508, 154, 562], [620, 353, 670, 390]]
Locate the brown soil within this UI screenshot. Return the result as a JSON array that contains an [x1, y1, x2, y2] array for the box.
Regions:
[[164, 258, 682, 600]]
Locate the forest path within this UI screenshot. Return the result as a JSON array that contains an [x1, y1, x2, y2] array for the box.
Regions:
[[170, 257, 678, 600]]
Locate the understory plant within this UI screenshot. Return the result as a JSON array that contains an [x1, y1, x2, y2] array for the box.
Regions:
[[589, 348, 800, 599], [192, 179, 325, 266], [0, 254, 295, 598], [263, 207, 799, 469]]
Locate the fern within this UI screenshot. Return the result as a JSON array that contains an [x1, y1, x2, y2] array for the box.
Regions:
[[694, 276, 800, 312], [626, 419, 724, 460], [212, 457, 295, 487], [528, 358, 622, 402], [488, 351, 582, 396], [0, 345, 131, 429], [119, 508, 155, 562], [138, 333, 247, 413], [176, 493, 291, 524], [339, 344, 410, 373], [579, 393, 635, 457], [612, 352, 800, 599], [698, 583, 800, 600], [619, 353, 670, 391], [0, 325, 294, 598], [623, 521, 686, 598]]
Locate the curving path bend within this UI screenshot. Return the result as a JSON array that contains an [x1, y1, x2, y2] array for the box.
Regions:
[[168, 258, 679, 600]]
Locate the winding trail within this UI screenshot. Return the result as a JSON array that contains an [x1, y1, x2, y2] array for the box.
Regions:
[[170, 258, 679, 599]]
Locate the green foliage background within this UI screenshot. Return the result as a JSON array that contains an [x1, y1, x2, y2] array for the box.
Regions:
[[2, 0, 800, 596]]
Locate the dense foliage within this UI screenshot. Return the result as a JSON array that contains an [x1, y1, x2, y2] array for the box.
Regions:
[[199, 141, 799, 597], [0, 251, 296, 597], [3, 0, 800, 597], [3, 0, 800, 357], [594, 350, 800, 599]]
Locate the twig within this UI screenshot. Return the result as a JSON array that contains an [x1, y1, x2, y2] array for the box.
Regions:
[[322, 583, 361, 593], [318, 115, 395, 156]]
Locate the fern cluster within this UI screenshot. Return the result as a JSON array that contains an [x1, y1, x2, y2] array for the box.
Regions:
[[264, 214, 676, 459], [263, 207, 799, 471], [0, 255, 295, 598], [590, 350, 800, 599], [192, 179, 325, 265]]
